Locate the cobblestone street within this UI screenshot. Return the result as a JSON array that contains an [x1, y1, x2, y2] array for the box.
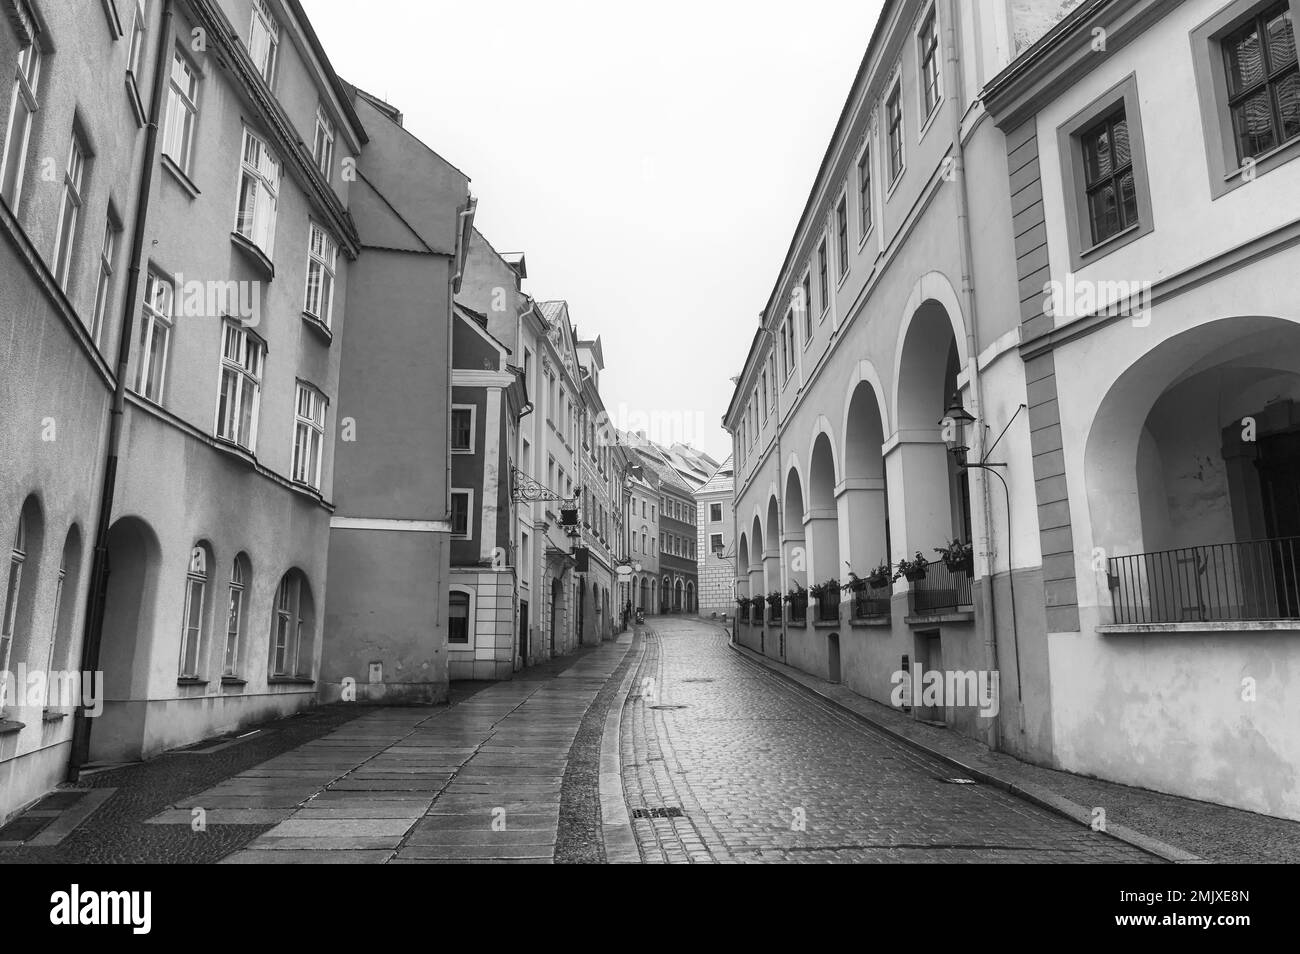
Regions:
[[621, 618, 1155, 863]]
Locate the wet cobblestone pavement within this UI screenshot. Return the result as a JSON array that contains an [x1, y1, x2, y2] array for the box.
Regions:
[[620, 618, 1158, 864]]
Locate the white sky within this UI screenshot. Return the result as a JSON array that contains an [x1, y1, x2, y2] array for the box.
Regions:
[[303, 0, 886, 462]]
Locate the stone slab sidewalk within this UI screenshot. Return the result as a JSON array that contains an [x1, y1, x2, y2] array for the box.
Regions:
[[726, 631, 1300, 864]]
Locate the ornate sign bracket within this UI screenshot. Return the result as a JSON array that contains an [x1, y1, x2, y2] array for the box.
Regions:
[[511, 466, 578, 507]]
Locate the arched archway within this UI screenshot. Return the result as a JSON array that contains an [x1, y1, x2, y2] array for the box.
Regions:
[[784, 467, 808, 595], [807, 431, 840, 586], [892, 298, 970, 564], [550, 576, 561, 654], [765, 495, 781, 601], [1086, 316, 1300, 621], [749, 514, 765, 606], [844, 379, 890, 573], [686, 580, 695, 613], [674, 578, 683, 612], [95, 515, 162, 761], [737, 532, 750, 607], [46, 523, 83, 678], [270, 568, 315, 679]]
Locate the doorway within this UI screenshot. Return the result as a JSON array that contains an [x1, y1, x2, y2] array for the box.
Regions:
[[827, 633, 841, 684], [1257, 430, 1300, 616], [518, 599, 529, 667], [549, 578, 560, 657]]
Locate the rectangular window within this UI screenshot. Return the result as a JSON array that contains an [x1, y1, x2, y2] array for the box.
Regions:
[[1223, 4, 1299, 162], [448, 591, 469, 644], [760, 370, 768, 418], [91, 216, 120, 345], [292, 382, 326, 489], [1080, 107, 1137, 245], [178, 570, 205, 679], [1, 32, 41, 210], [800, 274, 812, 339], [887, 82, 904, 181], [836, 197, 849, 278], [215, 321, 265, 450], [303, 222, 337, 326], [248, 0, 279, 85], [271, 574, 299, 676], [235, 127, 280, 257], [224, 562, 243, 677], [52, 132, 87, 291], [858, 146, 872, 237], [817, 241, 829, 315], [162, 50, 199, 173], [135, 273, 173, 402], [919, 7, 942, 119], [312, 106, 335, 179], [450, 490, 472, 538], [709, 503, 722, 522], [1, 521, 26, 682], [451, 405, 474, 452]]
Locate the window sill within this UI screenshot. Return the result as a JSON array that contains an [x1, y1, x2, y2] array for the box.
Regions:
[[213, 435, 258, 467], [886, 167, 906, 200], [177, 677, 208, 687], [917, 100, 943, 144], [42, 708, 69, 722], [301, 311, 333, 344], [288, 479, 325, 504], [1216, 135, 1300, 198], [160, 154, 200, 199], [1079, 222, 1141, 261], [812, 619, 841, 629], [858, 226, 874, 253], [221, 676, 247, 687], [1098, 620, 1300, 635], [267, 676, 315, 686], [849, 615, 892, 627], [230, 232, 276, 279], [0, 718, 25, 735], [125, 72, 145, 128]]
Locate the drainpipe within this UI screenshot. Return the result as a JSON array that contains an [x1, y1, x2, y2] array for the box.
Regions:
[[944, 0, 1005, 751], [67, 0, 174, 782]]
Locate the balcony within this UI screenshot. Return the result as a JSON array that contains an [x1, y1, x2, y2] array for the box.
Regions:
[[814, 586, 840, 623], [848, 581, 891, 621], [910, 562, 974, 617], [789, 596, 807, 625], [1107, 537, 1300, 624]]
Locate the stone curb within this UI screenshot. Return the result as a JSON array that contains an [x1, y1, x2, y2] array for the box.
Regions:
[[598, 632, 641, 864], [727, 638, 1204, 865]]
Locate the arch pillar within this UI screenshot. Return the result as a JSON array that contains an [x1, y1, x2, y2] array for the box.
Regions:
[[885, 431, 954, 564]]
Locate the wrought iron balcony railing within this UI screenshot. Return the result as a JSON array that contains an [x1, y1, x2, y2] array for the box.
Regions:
[[1108, 536, 1300, 624], [849, 582, 891, 620], [911, 562, 974, 615], [815, 587, 840, 622], [789, 599, 807, 624]]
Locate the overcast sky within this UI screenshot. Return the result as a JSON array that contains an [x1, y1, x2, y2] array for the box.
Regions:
[[303, 0, 886, 463]]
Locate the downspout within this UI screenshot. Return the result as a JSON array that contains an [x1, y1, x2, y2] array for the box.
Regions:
[[944, 0, 1005, 750], [68, 0, 174, 782]]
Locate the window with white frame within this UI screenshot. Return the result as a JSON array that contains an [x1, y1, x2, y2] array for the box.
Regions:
[[836, 195, 849, 278], [450, 490, 472, 538], [235, 127, 280, 257], [448, 590, 470, 644], [710, 503, 722, 522], [887, 80, 904, 181], [215, 320, 265, 450], [43, 552, 66, 678], [52, 131, 87, 291], [312, 105, 335, 179], [1, 516, 26, 681], [858, 144, 873, 238], [126, 0, 146, 78], [800, 274, 812, 339], [224, 557, 244, 677], [248, 0, 279, 86], [178, 545, 207, 679], [919, 6, 942, 121], [1, 27, 41, 211], [91, 216, 120, 345], [270, 571, 308, 677], [162, 50, 199, 174], [292, 382, 326, 489], [451, 405, 475, 453], [303, 222, 337, 326], [134, 272, 173, 403]]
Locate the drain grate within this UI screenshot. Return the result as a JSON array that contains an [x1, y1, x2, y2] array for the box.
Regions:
[[632, 806, 684, 819]]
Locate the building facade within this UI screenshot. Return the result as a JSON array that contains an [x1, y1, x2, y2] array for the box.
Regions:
[[697, 457, 735, 618], [725, 0, 1300, 822]]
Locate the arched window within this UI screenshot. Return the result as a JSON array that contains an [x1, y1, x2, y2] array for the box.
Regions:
[[449, 590, 470, 644], [2, 515, 28, 677], [179, 544, 210, 678], [270, 570, 313, 678], [224, 556, 248, 677]]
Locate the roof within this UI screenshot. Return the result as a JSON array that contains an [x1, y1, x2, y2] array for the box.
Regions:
[[696, 455, 734, 496], [538, 300, 567, 325]]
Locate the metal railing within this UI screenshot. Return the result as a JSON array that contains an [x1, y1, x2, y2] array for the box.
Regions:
[[768, 600, 781, 622], [1108, 536, 1300, 623], [911, 562, 974, 615], [849, 582, 891, 619], [815, 587, 840, 622]]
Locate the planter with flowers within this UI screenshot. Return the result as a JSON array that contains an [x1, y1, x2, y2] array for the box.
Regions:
[[935, 539, 974, 577]]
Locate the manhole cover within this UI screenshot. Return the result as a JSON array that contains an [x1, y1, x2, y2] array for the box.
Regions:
[[632, 807, 684, 819], [938, 777, 977, 785], [649, 704, 688, 710]]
